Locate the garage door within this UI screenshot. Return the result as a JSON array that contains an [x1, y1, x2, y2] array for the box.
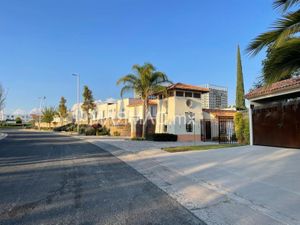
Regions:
[[252, 101, 300, 148]]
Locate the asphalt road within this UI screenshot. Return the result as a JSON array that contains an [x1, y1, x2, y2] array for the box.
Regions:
[[0, 131, 205, 225]]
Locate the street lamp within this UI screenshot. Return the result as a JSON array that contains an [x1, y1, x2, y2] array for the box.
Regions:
[[72, 74, 80, 134], [38, 96, 46, 130]]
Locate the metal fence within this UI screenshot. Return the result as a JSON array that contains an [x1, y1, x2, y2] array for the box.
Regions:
[[201, 117, 236, 143]]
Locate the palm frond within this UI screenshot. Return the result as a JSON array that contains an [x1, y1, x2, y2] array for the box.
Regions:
[[274, 0, 300, 11], [120, 85, 134, 97], [247, 9, 300, 55], [273, 10, 300, 45], [263, 38, 300, 83], [150, 72, 172, 84], [116, 74, 138, 85]]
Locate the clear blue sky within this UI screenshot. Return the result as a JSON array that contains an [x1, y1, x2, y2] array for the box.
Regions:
[[0, 0, 277, 113]]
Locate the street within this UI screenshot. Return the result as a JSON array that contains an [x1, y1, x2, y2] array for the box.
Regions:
[[0, 131, 204, 225]]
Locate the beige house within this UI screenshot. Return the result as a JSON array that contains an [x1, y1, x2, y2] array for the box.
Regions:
[[69, 82, 234, 141], [153, 83, 209, 141]]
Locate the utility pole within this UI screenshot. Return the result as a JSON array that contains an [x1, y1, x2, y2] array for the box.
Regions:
[[38, 96, 46, 130], [72, 74, 80, 134]]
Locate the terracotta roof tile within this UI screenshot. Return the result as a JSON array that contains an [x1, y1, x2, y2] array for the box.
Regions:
[[245, 77, 300, 100], [203, 109, 236, 117], [167, 83, 209, 92], [127, 99, 157, 107]]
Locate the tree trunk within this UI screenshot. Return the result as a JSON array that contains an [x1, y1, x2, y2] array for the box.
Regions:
[[142, 99, 148, 139]]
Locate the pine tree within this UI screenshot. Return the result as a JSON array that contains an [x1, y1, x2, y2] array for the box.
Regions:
[[236, 45, 246, 110], [81, 86, 96, 124], [58, 97, 67, 125]]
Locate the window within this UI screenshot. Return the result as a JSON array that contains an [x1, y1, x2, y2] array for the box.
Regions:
[[176, 91, 184, 97], [164, 125, 168, 132], [159, 94, 163, 99], [193, 92, 201, 98], [185, 112, 195, 133], [186, 123, 193, 132], [168, 91, 174, 97], [185, 92, 193, 97], [150, 106, 157, 117]]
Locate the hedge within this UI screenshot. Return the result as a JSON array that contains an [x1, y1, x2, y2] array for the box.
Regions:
[[151, 133, 178, 142]]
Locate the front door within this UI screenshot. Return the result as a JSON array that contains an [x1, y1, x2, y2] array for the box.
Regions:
[[205, 121, 211, 140]]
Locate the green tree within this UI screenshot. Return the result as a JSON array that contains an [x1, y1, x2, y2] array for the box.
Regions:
[[236, 45, 246, 110], [234, 112, 249, 144], [117, 63, 171, 138], [15, 117, 22, 124], [58, 97, 68, 126], [42, 107, 57, 128], [81, 86, 96, 125], [247, 0, 300, 83]]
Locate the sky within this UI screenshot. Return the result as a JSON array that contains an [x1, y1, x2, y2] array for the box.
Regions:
[[0, 0, 277, 114]]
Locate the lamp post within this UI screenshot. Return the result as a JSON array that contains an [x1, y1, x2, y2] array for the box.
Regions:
[[38, 96, 46, 130], [72, 74, 80, 134]]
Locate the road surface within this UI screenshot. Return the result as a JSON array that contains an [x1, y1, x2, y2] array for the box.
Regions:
[[0, 131, 205, 225]]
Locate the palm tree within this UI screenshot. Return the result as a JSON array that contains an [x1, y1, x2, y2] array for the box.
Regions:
[[117, 63, 171, 139], [247, 0, 300, 83]]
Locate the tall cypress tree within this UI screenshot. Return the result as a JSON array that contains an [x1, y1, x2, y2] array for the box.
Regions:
[[236, 45, 246, 110]]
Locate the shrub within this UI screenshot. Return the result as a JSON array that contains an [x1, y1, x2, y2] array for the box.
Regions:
[[243, 117, 250, 145], [84, 126, 96, 136], [131, 137, 145, 141], [53, 123, 75, 132], [15, 117, 22, 124], [113, 131, 121, 136], [234, 112, 249, 144], [151, 133, 177, 142], [98, 126, 110, 136]]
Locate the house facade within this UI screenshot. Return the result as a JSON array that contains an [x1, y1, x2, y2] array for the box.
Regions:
[[70, 82, 234, 141], [154, 83, 209, 141]]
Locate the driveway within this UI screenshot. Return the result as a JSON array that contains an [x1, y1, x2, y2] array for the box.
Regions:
[[86, 138, 300, 225], [0, 131, 204, 225]]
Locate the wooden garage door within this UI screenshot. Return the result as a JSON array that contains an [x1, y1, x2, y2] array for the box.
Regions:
[[252, 101, 300, 148]]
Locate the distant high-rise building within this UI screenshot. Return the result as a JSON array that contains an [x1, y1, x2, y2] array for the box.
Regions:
[[201, 84, 228, 109]]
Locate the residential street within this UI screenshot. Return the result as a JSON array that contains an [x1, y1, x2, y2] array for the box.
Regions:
[[0, 131, 205, 225]]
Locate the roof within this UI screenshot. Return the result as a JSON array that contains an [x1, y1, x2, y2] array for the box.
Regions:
[[166, 83, 209, 92], [127, 99, 157, 107], [245, 77, 300, 100], [203, 109, 236, 118]]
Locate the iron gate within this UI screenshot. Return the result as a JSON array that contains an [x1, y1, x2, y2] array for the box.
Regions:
[[201, 117, 236, 143]]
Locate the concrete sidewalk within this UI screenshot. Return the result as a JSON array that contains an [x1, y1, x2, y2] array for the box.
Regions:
[[81, 137, 300, 225]]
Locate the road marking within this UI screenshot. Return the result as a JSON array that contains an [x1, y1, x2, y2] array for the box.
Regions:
[[0, 133, 7, 140]]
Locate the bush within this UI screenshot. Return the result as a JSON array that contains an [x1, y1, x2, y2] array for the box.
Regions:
[[151, 133, 178, 142], [53, 123, 75, 132], [98, 126, 110, 136], [84, 126, 96, 136], [234, 112, 249, 144], [113, 131, 121, 136], [131, 137, 145, 141], [243, 117, 250, 144], [15, 117, 22, 124]]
